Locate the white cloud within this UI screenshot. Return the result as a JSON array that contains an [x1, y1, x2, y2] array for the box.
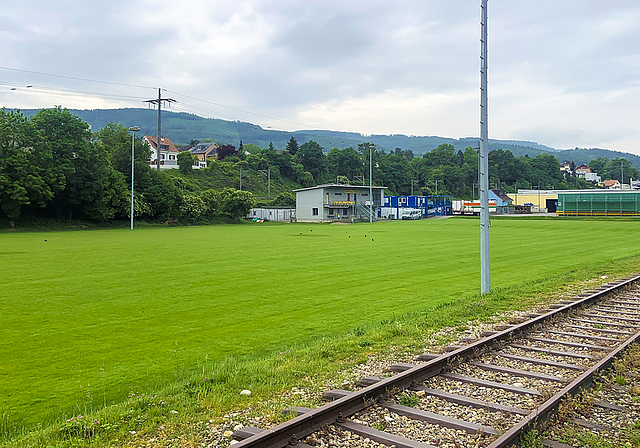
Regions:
[[2, 0, 640, 154]]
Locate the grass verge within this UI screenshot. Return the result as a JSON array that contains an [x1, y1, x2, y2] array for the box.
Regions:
[[3, 253, 640, 447]]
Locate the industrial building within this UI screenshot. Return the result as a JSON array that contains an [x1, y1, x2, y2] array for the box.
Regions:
[[294, 184, 386, 222], [557, 191, 640, 216], [510, 190, 560, 212], [380, 195, 453, 219], [511, 189, 640, 215]]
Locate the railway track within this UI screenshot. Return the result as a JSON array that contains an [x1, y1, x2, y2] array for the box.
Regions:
[[230, 275, 640, 448]]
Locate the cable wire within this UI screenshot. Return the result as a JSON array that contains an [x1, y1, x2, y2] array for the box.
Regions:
[[166, 89, 321, 129], [0, 65, 322, 130], [0, 66, 155, 90]]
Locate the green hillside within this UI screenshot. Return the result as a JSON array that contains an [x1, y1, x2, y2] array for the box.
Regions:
[[11, 107, 640, 169]]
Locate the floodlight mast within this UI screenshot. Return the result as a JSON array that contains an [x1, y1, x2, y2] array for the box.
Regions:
[[480, 0, 491, 293]]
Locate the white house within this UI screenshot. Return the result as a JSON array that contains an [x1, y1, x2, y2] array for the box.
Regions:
[[575, 164, 601, 182], [144, 135, 179, 170]]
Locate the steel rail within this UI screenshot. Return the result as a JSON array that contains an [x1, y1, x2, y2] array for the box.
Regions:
[[232, 274, 640, 448], [486, 325, 640, 448]]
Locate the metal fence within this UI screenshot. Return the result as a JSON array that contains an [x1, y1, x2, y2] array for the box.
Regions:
[[247, 208, 296, 222]]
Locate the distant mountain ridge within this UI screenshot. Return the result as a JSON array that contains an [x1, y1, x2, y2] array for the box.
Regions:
[[11, 107, 640, 170]]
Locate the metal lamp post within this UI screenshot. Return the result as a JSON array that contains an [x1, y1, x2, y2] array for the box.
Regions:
[[128, 126, 140, 230], [369, 144, 375, 223], [259, 168, 271, 198]]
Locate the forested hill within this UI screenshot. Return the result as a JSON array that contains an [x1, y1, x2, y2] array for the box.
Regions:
[[13, 107, 640, 169]]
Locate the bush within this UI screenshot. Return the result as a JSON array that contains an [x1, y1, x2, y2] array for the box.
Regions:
[[220, 188, 254, 220], [180, 192, 206, 222]]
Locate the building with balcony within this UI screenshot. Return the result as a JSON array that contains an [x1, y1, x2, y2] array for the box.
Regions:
[[575, 164, 601, 182], [190, 142, 218, 162], [294, 184, 386, 222], [144, 135, 179, 170]]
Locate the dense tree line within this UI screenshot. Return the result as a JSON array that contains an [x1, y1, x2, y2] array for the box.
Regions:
[[4, 108, 637, 226], [0, 108, 253, 226], [240, 139, 617, 198]]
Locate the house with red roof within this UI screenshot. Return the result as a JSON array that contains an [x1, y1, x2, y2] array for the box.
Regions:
[[601, 179, 621, 189], [144, 135, 179, 170]]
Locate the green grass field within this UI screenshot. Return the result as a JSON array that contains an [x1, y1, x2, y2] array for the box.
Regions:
[[2, 217, 640, 437]]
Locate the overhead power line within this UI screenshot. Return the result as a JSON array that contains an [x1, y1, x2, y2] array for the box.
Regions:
[[0, 82, 149, 102], [0, 66, 155, 90], [166, 89, 323, 130], [0, 65, 324, 130]]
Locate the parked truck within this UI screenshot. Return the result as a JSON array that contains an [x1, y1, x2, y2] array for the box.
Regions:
[[452, 200, 497, 215]]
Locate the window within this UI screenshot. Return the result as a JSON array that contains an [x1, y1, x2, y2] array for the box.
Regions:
[[334, 192, 342, 196], [312, 208, 319, 216], [362, 193, 368, 197], [161, 154, 165, 160]]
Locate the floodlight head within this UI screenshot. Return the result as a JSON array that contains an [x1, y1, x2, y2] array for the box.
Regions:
[[128, 126, 140, 132]]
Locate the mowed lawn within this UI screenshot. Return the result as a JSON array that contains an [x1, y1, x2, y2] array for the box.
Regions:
[[2, 217, 640, 429]]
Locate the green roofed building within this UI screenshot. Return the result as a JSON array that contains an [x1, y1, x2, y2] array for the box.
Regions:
[[557, 191, 640, 216]]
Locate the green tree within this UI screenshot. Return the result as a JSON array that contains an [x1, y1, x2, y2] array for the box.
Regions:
[[529, 153, 562, 188], [180, 191, 206, 221], [82, 166, 129, 222], [271, 192, 295, 207], [326, 147, 363, 181], [94, 122, 152, 190], [295, 140, 326, 181], [220, 188, 254, 220], [285, 136, 299, 155], [144, 170, 183, 220], [200, 189, 221, 217], [422, 143, 458, 167], [31, 107, 126, 220], [588, 157, 609, 177], [177, 150, 196, 174], [0, 109, 54, 224], [606, 158, 638, 184], [378, 152, 415, 195]]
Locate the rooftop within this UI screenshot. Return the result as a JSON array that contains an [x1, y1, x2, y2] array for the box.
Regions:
[[293, 183, 387, 192], [144, 135, 179, 153]]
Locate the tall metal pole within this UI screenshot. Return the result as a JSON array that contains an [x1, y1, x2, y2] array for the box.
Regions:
[[144, 89, 175, 170], [369, 144, 373, 223], [131, 132, 135, 229], [156, 88, 161, 171], [128, 126, 139, 230], [480, 0, 491, 293]]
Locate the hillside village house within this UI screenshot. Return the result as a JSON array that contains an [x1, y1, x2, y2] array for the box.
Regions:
[[560, 162, 601, 182], [144, 135, 179, 169], [602, 179, 621, 189], [189, 142, 218, 168], [560, 161, 573, 173], [575, 164, 601, 182]]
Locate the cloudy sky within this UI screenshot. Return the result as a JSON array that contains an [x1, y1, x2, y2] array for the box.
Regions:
[[1, 0, 639, 153]]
